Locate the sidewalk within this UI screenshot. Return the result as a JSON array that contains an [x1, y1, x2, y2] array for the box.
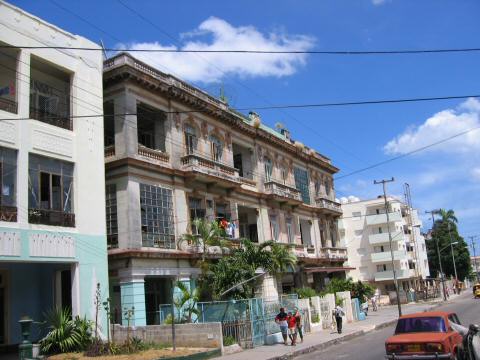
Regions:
[[217, 293, 465, 360]]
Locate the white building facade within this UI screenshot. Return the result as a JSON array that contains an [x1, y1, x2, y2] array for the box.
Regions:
[[340, 196, 430, 294], [0, 1, 109, 346]]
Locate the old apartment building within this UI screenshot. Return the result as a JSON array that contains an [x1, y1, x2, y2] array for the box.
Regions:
[[340, 196, 430, 296], [0, 0, 108, 346], [103, 53, 348, 326]]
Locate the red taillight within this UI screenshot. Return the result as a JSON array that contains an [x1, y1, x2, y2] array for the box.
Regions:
[[425, 343, 444, 352], [386, 343, 403, 353]]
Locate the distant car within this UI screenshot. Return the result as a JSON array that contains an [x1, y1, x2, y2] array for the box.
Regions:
[[385, 311, 463, 359]]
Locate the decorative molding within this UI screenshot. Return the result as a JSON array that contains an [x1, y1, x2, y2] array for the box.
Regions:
[[32, 129, 73, 158], [29, 233, 75, 258], [0, 121, 16, 145], [0, 231, 21, 256]]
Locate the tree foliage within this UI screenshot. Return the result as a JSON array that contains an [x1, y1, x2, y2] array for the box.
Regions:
[[174, 281, 200, 323], [321, 278, 374, 301], [426, 208, 471, 281], [207, 239, 297, 300]]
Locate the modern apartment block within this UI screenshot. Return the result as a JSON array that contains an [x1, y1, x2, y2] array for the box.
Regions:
[[103, 53, 348, 326], [340, 196, 430, 294], [0, 1, 108, 346]]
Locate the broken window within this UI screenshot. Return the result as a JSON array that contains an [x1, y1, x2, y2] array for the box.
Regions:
[[184, 124, 197, 155], [210, 135, 223, 162]]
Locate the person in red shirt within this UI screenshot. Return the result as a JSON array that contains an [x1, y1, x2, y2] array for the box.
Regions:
[[287, 312, 297, 346]]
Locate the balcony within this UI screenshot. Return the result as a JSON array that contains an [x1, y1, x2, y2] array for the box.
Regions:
[[0, 98, 17, 114], [368, 231, 404, 245], [371, 249, 407, 263], [315, 196, 342, 215], [104, 145, 115, 158], [28, 208, 75, 227], [181, 153, 240, 188], [374, 269, 411, 281], [138, 144, 169, 164], [264, 180, 302, 204], [0, 205, 17, 222], [365, 211, 402, 226], [319, 247, 348, 261]]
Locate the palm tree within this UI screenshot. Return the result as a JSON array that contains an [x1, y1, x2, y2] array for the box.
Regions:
[[179, 218, 231, 264], [437, 209, 458, 225], [174, 281, 200, 323]]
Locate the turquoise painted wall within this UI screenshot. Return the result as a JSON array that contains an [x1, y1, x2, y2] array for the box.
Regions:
[[0, 228, 109, 345]]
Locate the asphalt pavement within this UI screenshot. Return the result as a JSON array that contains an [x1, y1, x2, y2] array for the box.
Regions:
[[296, 292, 480, 360]]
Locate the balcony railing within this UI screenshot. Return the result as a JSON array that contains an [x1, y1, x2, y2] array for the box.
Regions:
[[29, 107, 72, 130], [374, 269, 411, 281], [319, 247, 348, 261], [264, 180, 302, 202], [368, 231, 404, 245], [0, 98, 18, 114], [315, 197, 342, 213], [0, 205, 17, 222], [181, 153, 239, 183], [371, 249, 407, 263], [105, 145, 115, 158], [138, 145, 170, 163], [365, 211, 403, 226], [28, 208, 75, 227]]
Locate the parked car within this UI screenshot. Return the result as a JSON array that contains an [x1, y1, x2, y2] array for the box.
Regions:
[[385, 311, 463, 359]]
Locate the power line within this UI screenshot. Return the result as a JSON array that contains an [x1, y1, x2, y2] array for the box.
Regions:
[[335, 125, 480, 180], [2, 44, 480, 55], [2, 94, 479, 122]]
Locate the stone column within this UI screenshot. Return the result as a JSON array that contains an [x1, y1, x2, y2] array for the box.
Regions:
[[116, 178, 142, 249], [325, 217, 333, 248], [120, 276, 146, 326], [114, 89, 138, 157]]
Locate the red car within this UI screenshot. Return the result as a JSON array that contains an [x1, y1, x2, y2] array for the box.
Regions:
[[385, 311, 463, 359]]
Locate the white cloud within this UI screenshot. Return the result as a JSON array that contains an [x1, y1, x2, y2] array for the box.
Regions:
[[472, 167, 480, 180], [383, 98, 480, 155], [119, 17, 315, 83]]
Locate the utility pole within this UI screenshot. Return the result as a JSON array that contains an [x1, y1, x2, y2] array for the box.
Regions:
[[447, 223, 458, 288], [469, 236, 479, 282], [425, 210, 447, 301], [374, 177, 402, 317]]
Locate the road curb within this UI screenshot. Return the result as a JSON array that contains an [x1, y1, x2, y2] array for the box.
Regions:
[[265, 300, 453, 360]]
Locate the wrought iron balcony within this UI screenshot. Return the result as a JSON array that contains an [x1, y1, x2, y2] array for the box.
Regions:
[[0, 205, 17, 222], [0, 98, 17, 114], [264, 180, 302, 203], [28, 208, 75, 227]]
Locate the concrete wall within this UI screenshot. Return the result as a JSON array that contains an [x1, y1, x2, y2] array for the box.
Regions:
[[0, 1, 109, 343], [112, 323, 223, 350]]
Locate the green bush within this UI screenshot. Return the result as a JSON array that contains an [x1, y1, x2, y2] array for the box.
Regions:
[[311, 314, 320, 323], [294, 287, 317, 299], [223, 336, 237, 346], [40, 308, 93, 354]]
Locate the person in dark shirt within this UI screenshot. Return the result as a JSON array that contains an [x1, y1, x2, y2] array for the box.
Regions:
[[275, 307, 288, 345]]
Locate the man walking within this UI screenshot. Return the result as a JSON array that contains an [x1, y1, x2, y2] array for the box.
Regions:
[[293, 307, 303, 343], [334, 301, 345, 334], [275, 307, 289, 345]]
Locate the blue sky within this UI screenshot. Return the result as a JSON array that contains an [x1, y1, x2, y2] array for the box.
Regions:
[[11, 0, 480, 246]]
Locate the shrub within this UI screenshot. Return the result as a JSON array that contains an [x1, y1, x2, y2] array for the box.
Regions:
[[223, 336, 237, 346], [40, 308, 93, 355], [294, 287, 317, 299], [311, 313, 320, 323], [85, 338, 109, 357]]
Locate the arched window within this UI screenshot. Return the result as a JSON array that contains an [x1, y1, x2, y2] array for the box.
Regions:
[[280, 165, 288, 184], [264, 157, 273, 181], [210, 135, 223, 162], [184, 124, 197, 154]]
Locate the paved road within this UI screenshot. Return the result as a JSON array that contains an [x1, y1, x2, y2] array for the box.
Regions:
[[297, 293, 480, 360]]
